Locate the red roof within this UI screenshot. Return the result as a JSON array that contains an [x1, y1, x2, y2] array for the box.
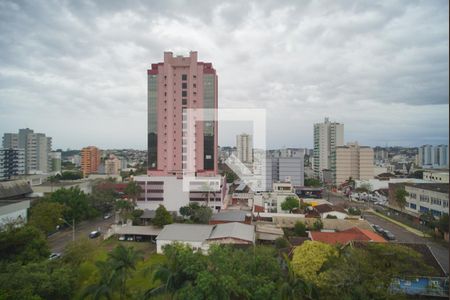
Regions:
[[309, 227, 386, 245], [254, 205, 265, 213]]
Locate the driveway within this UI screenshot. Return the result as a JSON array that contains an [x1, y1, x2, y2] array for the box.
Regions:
[[48, 216, 115, 253]]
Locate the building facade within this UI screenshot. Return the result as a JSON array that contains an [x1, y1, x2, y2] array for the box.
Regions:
[[2, 128, 52, 173], [335, 142, 374, 185], [147, 51, 218, 177], [263, 149, 305, 190], [136, 51, 224, 213], [423, 170, 449, 183], [236, 133, 253, 165], [418, 145, 448, 168], [81, 146, 101, 176], [403, 183, 449, 218], [105, 154, 121, 175], [313, 118, 344, 180], [49, 151, 62, 173], [0, 149, 25, 180]]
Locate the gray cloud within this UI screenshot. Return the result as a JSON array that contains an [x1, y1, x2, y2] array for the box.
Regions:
[[0, 0, 448, 149]]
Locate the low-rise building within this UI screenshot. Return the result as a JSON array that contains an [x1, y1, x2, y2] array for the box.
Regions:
[[403, 183, 449, 218], [156, 222, 255, 254], [0, 200, 31, 228], [134, 175, 227, 214], [312, 203, 348, 219], [423, 170, 449, 183], [309, 227, 386, 245], [209, 210, 250, 225]]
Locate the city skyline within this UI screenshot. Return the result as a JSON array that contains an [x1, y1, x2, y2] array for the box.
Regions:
[[0, 0, 448, 149]]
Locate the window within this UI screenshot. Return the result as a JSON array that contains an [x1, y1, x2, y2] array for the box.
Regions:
[[182, 74, 187, 80], [182, 98, 187, 105], [410, 203, 417, 210], [182, 82, 187, 89], [182, 91, 187, 97], [193, 83, 196, 88]]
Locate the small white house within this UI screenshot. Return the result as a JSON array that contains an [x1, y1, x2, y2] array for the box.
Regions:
[[156, 224, 215, 254]]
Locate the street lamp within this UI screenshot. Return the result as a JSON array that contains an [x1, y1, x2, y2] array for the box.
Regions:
[[59, 218, 75, 241]]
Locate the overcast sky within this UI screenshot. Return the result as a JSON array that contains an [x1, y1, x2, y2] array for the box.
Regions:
[[0, 0, 448, 150]]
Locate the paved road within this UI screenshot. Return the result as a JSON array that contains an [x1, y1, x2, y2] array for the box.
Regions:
[[325, 190, 449, 274], [48, 216, 115, 253]]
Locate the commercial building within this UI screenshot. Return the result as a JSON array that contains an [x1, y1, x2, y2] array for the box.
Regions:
[[2, 128, 52, 173], [423, 170, 449, 183], [335, 142, 374, 185], [263, 149, 305, 190], [236, 133, 253, 165], [105, 154, 121, 175], [81, 146, 101, 176], [136, 51, 225, 213], [418, 145, 449, 168], [313, 118, 344, 180], [402, 183, 449, 218], [0, 148, 25, 180]]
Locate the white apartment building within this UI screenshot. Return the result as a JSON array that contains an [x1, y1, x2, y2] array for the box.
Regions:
[[335, 142, 374, 185], [2, 129, 52, 174], [313, 118, 344, 181], [236, 133, 253, 165], [404, 183, 449, 218], [418, 145, 449, 168]]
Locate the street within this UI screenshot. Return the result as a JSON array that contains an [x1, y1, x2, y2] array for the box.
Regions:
[[48, 216, 115, 253], [325, 190, 449, 274]]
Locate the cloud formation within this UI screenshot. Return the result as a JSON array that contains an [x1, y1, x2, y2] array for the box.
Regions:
[[0, 0, 448, 149]]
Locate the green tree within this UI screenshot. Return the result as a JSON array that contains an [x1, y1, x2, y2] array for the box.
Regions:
[[153, 205, 173, 227], [60, 170, 83, 180], [29, 201, 65, 234], [45, 187, 96, 222], [179, 205, 193, 218], [108, 245, 143, 300], [294, 221, 307, 236], [275, 237, 290, 249], [115, 200, 134, 224], [395, 188, 409, 212], [0, 260, 77, 300], [224, 171, 237, 183], [124, 181, 143, 205], [291, 241, 338, 285], [90, 182, 117, 215], [281, 196, 300, 213], [311, 219, 323, 231], [304, 178, 321, 187], [437, 213, 449, 234], [191, 206, 213, 224], [0, 225, 50, 264], [82, 260, 116, 300], [279, 254, 319, 300]]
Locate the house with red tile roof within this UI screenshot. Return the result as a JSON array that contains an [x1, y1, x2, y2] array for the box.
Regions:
[[309, 227, 386, 245]]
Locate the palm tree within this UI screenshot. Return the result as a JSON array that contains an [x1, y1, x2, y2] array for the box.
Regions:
[[82, 261, 116, 300], [279, 254, 319, 300], [108, 244, 144, 300], [115, 199, 134, 224]]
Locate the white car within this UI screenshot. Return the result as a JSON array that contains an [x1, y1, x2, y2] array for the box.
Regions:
[[103, 214, 112, 220], [118, 235, 126, 241]]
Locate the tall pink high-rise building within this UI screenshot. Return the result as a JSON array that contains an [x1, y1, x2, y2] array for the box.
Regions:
[[147, 51, 218, 177]]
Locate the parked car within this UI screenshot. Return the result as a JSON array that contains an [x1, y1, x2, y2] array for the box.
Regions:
[[118, 235, 126, 241], [127, 236, 134, 241], [135, 236, 143, 242], [103, 214, 112, 220], [382, 230, 396, 240], [372, 225, 383, 233], [89, 230, 101, 239], [49, 253, 61, 260]]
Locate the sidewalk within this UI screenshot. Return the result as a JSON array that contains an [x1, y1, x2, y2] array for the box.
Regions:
[[368, 210, 431, 238]]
